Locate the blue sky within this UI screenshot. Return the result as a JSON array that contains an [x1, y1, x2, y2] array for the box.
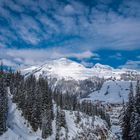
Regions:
[[0, 0, 140, 69]]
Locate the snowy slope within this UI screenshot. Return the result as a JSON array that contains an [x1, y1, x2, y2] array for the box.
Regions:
[[83, 80, 137, 104], [108, 105, 123, 140], [81, 80, 137, 139], [64, 111, 116, 140], [22, 58, 93, 80], [91, 63, 135, 80], [0, 88, 43, 140], [21, 58, 140, 81], [0, 87, 116, 140]]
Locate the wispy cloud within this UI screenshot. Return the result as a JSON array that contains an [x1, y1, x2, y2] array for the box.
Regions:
[[0, 48, 98, 67], [119, 60, 140, 70], [0, 0, 139, 49], [2, 59, 17, 67], [109, 53, 123, 60], [0, 0, 140, 67]]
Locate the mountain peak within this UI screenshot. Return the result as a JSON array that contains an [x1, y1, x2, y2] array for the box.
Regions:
[[93, 63, 113, 70], [52, 58, 85, 68], [53, 58, 73, 64], [57, 57, 69, 61]]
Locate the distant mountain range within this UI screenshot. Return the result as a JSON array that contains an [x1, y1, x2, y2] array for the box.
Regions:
[[22, 58, 140, 81]]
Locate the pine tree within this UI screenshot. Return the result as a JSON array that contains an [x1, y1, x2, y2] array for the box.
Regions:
[[5, 67, 12, 87], [132, 112, 140, 140], [135, 80, 140, 115], [130, 81, 140, 140], [0, 61, 3, 76], [75, 110, 81, 124], [122, 83, 134, 140], [129, 107, 140, 140], [41, 77, 53, 139], [55, 105, 68, 140], [0, 76, 8, 135], [56, 106, 61, 140]]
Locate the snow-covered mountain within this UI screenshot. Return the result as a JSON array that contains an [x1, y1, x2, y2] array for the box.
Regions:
[[21, 58, 140, 103], [22, 58, 93, 80], [1, 58, 139, 140], [22, 58, 140, 81]]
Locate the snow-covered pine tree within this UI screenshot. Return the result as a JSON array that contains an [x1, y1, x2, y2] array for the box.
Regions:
[[0, 73, 8, 135], [41, 77, 53, 139], [129, 106, 140, 140], [27, 74, 40, 131], [56, 106, 61, 140], [132, 112, 140, 140], [122, 83, 134, 140], [5, 67, 12, 87], [135, 80, 140, 115], [56, 105, 68, 140], [130, 81, 140, 140], [75, 110, 81, 124], [0, 62, 3, 76]]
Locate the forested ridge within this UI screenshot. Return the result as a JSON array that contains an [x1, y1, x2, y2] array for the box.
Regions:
[[0, 64, 110, 139]]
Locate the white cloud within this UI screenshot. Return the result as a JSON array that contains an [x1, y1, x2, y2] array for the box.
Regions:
[[64, 4, 75, 15], [2, 59, 17, 67], [0, 0, 140, 50], [118, 0, 140, 17], [67, 51, 97, 59], [1, 48, 98, 67], [81, 61, 94, 67], [119, 60, 140, 70], [9, 49, 93, 60], [109, 53, 123, 60], [5, 0, 24, 12], [0, 0, 140, 68]]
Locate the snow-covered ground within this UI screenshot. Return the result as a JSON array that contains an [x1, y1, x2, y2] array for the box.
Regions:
[[84, 80, 137, 104], [62, 110, 116, 140], [108, 106, 123, 140], [81, 80, 137, 140], [0, 87, 43, 140]]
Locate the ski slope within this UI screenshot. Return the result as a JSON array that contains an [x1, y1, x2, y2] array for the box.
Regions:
[[84, 80, 137, 104]]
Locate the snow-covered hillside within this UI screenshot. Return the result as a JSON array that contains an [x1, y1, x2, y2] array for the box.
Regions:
[[22, 58, 92, 80], [1, 88, 43, 140], [1, 88, 116, 140], [21, 58, 140, 81], [17, 58, 140, 140], [84, 80, 137, 104]]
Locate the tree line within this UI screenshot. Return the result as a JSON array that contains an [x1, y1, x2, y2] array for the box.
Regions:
[[0, 63, 8, 135], [122, 82, 140, 140]]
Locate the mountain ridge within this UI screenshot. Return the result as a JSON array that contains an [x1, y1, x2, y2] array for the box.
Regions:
[[21, 58, 140, 81]]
